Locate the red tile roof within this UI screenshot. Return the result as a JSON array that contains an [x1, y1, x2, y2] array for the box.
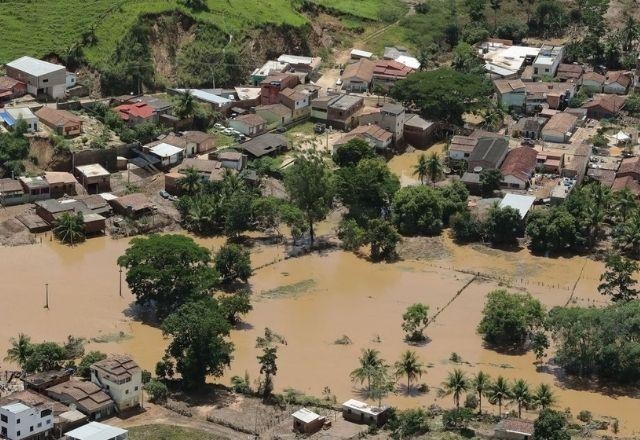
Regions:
[[0, 76, 25, 90], [612, 176, 640, 196], [373, 60, 414, 79], [115, 102, 155, 121], [605, 71, 632, 88], [500, 147, 538, 182], [583, 94, 625, 114], [617, 156, 640, 177]]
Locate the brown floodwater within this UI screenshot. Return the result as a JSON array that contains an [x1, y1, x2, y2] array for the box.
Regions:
[[0, 229, 638, 434], [387, 143, 448, 187]]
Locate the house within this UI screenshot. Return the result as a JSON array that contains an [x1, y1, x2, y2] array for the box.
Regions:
[[582, 94, 625, 119], [276, 54, 321, 77], [0, 76, 27, 102], [110, 194, 155, 219], [64, 422, 127, 440], [327, 94, 364, 130], [292, 408, 325, 434], [513, 117, 546, 139], [310, 96, 333, 121], [556, 63, 584, 81], [532, 45, 564, 78], [228, 114, 267, 136], [35, 107, 82, 136], [342, 399, 389, 426], [90, 355, 142, 412], [44, 172, 77, 198], [494, 79, 526, 109], [449, 136, 478, 161], [114, 103, 156, 126], [372, 60, 414, 90], [581, 71, 605, 93], [383, 46, 421, 70], [255, 104, 293, 126], [215, 151, 247, 171], [404, 114, 436, 147], [0, 107, 39, 132], [350, 49, 373, 60], [75, 164, 110, 194], [341, 59, 375, 93], [45, 380, 114, 420], [5, 56, 66, 99], [0, 179, 26, 206], [171, 89, 233, 112], [76, 194, 113, 217], [293, 83, 321, 101], [251, 60, 290, 86], [0, 402, 53, 440], [182, 131, 216, 153], [540, 112, 578, 143], [22, 371, 72, 392], [616, 156, 640, 180], [536, 151, 564, 174], [479, 41, 540, 78], [523, 81, 576, 113], [260, 73, 300, 105], [148, 143, 184, 168], [494, 418, 534, 440], [66, 72, 77, 89], [461, 171, 482, 193], [379, 103, 405, 145], [34, 199, 107, 234], [19, 177, 50, 202], [234, 87, 262, 108], [278, 88, 310, 119], [467, 137, 509, 171], [499, 193, 536, 219], [240, 133, 288, 158], [500, 147, 538, 189], [587, 167, 616, 187], [333, 124, 393, 152], [612, 175, 640, 196], [604, 71, 632, 95], [563, 143, 591, 183]]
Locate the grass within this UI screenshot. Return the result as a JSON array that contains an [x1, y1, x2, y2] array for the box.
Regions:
[[260, 279, 317, 298], [210, 131, 236, 149], [309, 0, 407, 20], [128, 425, 227, 440]]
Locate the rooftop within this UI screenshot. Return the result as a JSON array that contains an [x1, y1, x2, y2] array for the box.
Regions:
[[450, 135, 478, 153], [47, 380, 113, 413], [404, 114, 434, 130], [6, 56, 65, 76], [583, 94, 625, 113], [328, 94, 363, 111], [499, 193, 536, 218], [1, 402, 30, 414], [234, 113, 266, 127], [150, 142, 184, 158], [292, 407, 323, 424], [172, 88, 232, 106], [241, 133, 288, 157], [497, 418, 535, 436], [91, 355, 140, 381], [542, 112, 578, 136], [252, 60, 289, 77], [373, 60, 414, 79], [65, 422, 127, 440], [76, 164, 110, 178], [480, 42, 540, 76], [19, 176, 49, 189], [468, 137, 509, 168], [45, 171, 77, 185], [500, 147, 538, 182], [277, 54, 321, 69], [114, 102, 154, 120], [342, 399, 387, 416], [256, 103, 292, 117]]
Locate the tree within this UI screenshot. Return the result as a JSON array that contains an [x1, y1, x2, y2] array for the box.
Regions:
[[177, 168, 204, 196], [443, 369, 469, 409], [144, 379, 169, 403], [440, 181, 470, 225], [479, 169, 503, 197], [426, 152, 444, 185], [391, 69, 492, 125], [53, 212, 85, 245], [161, 297, 233, 389], [117, 234, 219, 319], [4, 334, 33, 370], [526, 207, 579, 254], [218, 292, 252, 325], [451, 210, 482, 243], [394, 350, 425, 392], [389, 408, 430, 438], [78, 351, 107, 379], [452, 42, 483, 73], [23, 342, 68, 373], [489, 0, 502, 31], [333, 138, 375, 167], [392, 185, 444, 236], [413, 153, 429, 185], [590, 133, 608, 149], [336, 218, 367, 251], [483, 203, 522, 246], [173, 90, 197, 119], [613, 209, 640, 258], [533, 383, 555, 409], [443, 407, 474, 430], [369, 364, 395, 406], [284, 151, 334, 246], [477, 289, 546, 347], [473, 371, 491, 414], [155, 355, 175, 380], [532, 331, 550, 365], [487, 375, 511, 416], [511, 379, 531, 418], [224, 191, 255, 238], [534, 409, 570, 440], [350, 348, 384, 392], [366, 219, 401, 262], [402, 303, 430, 342], [598, 253, 639, 302], [612, 188, 638, 222], [214, 244, 251, 284], [257, 347, 278, 398], [465, 0, 487, 22]]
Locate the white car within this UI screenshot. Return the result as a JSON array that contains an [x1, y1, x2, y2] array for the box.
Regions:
[[336, 78, 343, 86], [214, 123, 224, 130], [222, 128, 234, 135]]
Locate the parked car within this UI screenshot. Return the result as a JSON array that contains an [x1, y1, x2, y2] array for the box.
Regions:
[[276, 126, 287, 133], [314, 123, 326, 134], [159, 190, 170, 199], [214, 123, 224, 130]]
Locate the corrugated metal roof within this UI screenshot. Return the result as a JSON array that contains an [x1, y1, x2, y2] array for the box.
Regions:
[[6, 56, 65, 77]]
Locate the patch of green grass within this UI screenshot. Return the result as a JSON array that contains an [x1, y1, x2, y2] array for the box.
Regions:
[[90, 331, 132, 344], [210, 132, 236, 149], [261, 279, 317, 298], [310, 0, 407, 20], [362, 24, 415, 56], [287, 121, 317, 136], [128, 425, 227, 440]]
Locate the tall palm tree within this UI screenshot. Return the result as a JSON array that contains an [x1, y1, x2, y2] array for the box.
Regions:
[[613, 188, 637, 222], [350, 348, 384, 391], [413, 154, 429, 185], [616, 210, 640, 257], [175, 90, 196, 119], [511, 379, 531, 418], [394, 350, 425, 392], [443, 368, 469, 409], [487, 375, 511, 416], [426, 152, 443, 185], [533, 383, 555, 409], [53, 212, 85, 245], [473, 371, 491, 414], [178, 167, 203, 195], [4, 333, 33, 370]]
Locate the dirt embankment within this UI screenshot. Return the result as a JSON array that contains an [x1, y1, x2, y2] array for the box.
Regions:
[[146, 13, 198, 84]]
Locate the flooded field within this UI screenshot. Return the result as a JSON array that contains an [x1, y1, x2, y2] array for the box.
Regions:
[[0, 226, 638, 434], [387, 143, 448, 187]]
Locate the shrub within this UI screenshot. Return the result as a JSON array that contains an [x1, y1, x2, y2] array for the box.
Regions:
[[578, 410, 592, 423], [464, 393, 478, 410], [144, 379, 168, 403]]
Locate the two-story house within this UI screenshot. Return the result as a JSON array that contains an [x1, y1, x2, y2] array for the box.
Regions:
[[0, 402, 53, 440], [90, 356, 142, 413]]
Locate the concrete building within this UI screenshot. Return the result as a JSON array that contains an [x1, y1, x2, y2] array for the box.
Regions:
[[148, 142, 184, 168], [342, 399, 389, 426], [333, 124, 393, 152], [250, 60, 290, 86], [0, 179, 26, 206], [278, 88, 310, 119], [582, 94, 625, 119], [5, 57, 66, 99], [532, 45, 564, 78], [0, 107, 39, 132], [449, 136, 478, 161], [513, 117, 546, 139], [45, 380, 114, 420], [64, 422, 127, 440], [467, 137, 509, 171], [500, 147, 538, 189], [90, 356, 142, 413], [19, 177, 50, 202], [379, 103, 405, 145], [75, 164, 111, 194], [276, 54, 321, 77], [341, 59, 375, 92], [499, 193, 536, 219], [494, 79, 526, 110], [260, 73, 299, 105], [0, 76, 27, 102], [228, 114, 267, 136], [292, 408, 325, 434], [540, 112, 578, 143], [603, 71, 632, 95], [494, 418, 534, 440], [556, 63, 584, 81], [0, 402, 53, 440], [479, 41, 540, 78], [403, 114, 435, 147], [581, 71, 605, 93], [44, 172, 77, 198], [255, 104, 292, 127], [327, 94, 364, 130], [35, 107, 83, 137], [372, 60, 414, 90]]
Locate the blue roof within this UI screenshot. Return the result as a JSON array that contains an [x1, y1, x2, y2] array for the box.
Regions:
[[0, 111, 16, 126]]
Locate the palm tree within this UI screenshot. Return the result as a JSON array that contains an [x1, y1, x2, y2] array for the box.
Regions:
[[487, 375, 511, 416], [350, 348, 384, 391], [4, 333, 33, 370], [426, 152, 443, 185], [613, 188, 637, 222], [616, 210, 640, 257], [511, 379, 531, 418], [533, 383, 555, 409], [174, 90, 196, 119], [53, 212, 85, 245], [394, 350, 425, 392], [442, 368, 469, 409], [178, 167, 203, 195], [473, 371, 491, 414], [413, 154, 429, 185]]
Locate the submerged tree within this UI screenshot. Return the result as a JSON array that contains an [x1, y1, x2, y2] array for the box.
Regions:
[[394, 350, 425, 392], [350, 348, 384, 392], [53, 212, 85, 245], [402, 303, 430, 342]]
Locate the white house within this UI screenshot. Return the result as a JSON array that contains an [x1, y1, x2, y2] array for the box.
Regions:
[[342, 399, 389, 426], [0, 107, 39, 132], [0, 402, 53, 440], [64, 422, 128, 440], [149, 142, 184, 168], [5, 57, 66, 99], [532, 45, 564, 78], [90, 356, 142, 413], [66, 72, 77, 89]]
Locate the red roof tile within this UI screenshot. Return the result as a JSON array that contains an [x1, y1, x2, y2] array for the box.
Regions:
[[115, 102, 155, 121], [500, 147, 538, 182]]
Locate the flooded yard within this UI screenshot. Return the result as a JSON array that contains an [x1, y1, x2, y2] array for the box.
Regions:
[[0, 229, 637, 434]]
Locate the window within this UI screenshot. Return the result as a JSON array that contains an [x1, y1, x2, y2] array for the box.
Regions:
[[125, 389, 129, 394], [40, 409, 51, 417], [46, 420, 50, 425], [134, 386, 139, 391], [43, 79, 49, 83], [30, 426, 33, 432], [16, 431, 20, 437], [37, 423, 41, 428], [0, 415, 6, 423], [16, 419, 20, 424]]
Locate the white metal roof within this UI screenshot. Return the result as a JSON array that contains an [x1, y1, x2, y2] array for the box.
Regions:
[[65, 422, 127, 440], [292, 407, 322, 423], [351, 49, 373, 59], [251, 60, 289, 77], [1, 402, 30, 413], [278, 54, 314, 65], [5, 107, 37, 120], [395, 55, 421, 70], [499, 193, 536, 218], [342, 399, 386, 416], [173, 89, 232, 106], [99, 192, 118, 201], [6, 56, 65, 77], [76, 164, 110, 178], [481, 44, 540, 76], [150, 142, 184, 158]]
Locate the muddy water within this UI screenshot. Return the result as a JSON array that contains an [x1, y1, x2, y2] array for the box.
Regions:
[[0, 230, 638, 434], [387, 143, 448, 187]]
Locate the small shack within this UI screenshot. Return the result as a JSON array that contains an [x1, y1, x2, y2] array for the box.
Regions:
[[75, 164, 110, 194], [342, 399, 389, 426], [292, 408, 325, 434], [494, 418, 534, 440], [110, 193, 155, 218]]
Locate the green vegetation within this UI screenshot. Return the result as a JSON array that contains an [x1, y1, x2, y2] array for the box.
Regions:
[[401, 303, 430, 342], [77, 351, 107, 379], [5, 335, 86, 373], [0, 119, 29, 178], [128, 425, 225, 440], [53, 212, 86, 245], [534, 409, 571, 440], [214, 243, 252, 284]]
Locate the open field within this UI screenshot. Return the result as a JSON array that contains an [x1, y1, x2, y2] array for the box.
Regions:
[[128, 425, 227, 440]]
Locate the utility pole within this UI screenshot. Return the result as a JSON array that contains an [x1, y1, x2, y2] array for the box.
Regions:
[[44, 283, 49, 309], [119, 267, 123, 297]]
